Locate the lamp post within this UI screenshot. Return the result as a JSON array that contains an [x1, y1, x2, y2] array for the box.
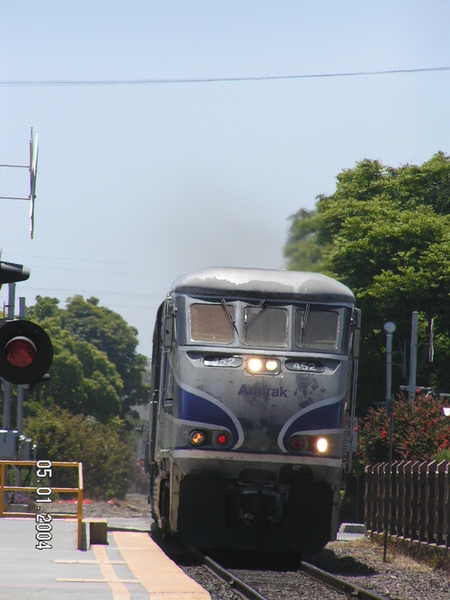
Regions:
[[383, 321, 396, 562]]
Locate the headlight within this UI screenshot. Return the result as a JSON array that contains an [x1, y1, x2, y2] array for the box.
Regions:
[[246, 356, 281, 375], [316, 437, 329, 453], [247, 357, 263, 373]]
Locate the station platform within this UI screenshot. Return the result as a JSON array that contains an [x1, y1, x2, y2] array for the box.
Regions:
[[0, 517, 211, 599]]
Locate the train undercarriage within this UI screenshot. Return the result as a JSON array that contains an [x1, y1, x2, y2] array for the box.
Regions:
[[150, 466, 338, 555]]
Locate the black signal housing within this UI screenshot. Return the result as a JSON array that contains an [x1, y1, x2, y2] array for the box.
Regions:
[[0, 320, 53, 384]]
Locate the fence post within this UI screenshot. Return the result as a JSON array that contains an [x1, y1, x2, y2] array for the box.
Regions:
[[403, 461, 413, 540], [364, 465, 373, 533], [444, 463, 450, 550], [377, 463, 384, 534], [426, 461, 437, 545], [418, 462, 429, 543], [411, 461, 420, 542], [435, 461, 446, 547], [395, 461, 404, 538]]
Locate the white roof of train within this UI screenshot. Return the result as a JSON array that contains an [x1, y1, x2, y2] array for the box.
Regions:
[[170, 267, 355, 303]]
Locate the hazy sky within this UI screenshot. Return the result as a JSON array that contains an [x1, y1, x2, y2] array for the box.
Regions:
[[1, 2, 449, 358]]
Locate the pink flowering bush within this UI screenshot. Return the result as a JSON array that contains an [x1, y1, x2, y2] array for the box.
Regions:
[[358, 394, 450, 464]]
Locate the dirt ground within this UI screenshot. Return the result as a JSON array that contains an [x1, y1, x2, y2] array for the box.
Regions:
[[54, 493, 150, 519]]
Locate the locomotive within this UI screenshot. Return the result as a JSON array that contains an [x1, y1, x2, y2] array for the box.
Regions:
[[146, 267, 360, 554]]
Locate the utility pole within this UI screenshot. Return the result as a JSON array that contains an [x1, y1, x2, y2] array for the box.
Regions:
[[383, 321, 396, 563], [407, 312, 418, 401], [2, 283, 16, 429], [16, 297, 26, 436]]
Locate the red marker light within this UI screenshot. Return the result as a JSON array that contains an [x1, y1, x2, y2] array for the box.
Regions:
[[217, 434, 228, 446], [288, 435, 304, 452], [5, 337, 36, 368]]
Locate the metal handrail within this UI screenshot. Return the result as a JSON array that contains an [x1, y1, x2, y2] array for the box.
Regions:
[[0, 460, 84, 549]]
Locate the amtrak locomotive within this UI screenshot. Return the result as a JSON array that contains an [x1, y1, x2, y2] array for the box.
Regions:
[[147, 267, 360, 554]]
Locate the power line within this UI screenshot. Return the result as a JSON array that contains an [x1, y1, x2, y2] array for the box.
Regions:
[[1, 66, 449, 87]]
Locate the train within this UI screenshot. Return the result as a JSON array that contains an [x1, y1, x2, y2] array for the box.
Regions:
[[146, 267, 360, 554]]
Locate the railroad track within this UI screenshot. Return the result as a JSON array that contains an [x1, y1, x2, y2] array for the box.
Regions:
[[189, 547, 388, 600], [299, 561, 387, 600]]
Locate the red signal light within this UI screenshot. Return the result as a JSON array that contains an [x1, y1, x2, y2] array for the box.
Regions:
[[5, 337, 37, 368], [0, 320, 53, 384], [288, 435, 304, 452]]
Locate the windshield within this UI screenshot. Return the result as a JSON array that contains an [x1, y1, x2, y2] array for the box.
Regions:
[[295, 306, 347, 352], [189, 303, 235, 343], [187, 300, 350, 352], [242, 305, 288, 348]]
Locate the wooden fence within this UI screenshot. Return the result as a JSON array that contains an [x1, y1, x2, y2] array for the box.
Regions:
[[365, 460, 450, 549]]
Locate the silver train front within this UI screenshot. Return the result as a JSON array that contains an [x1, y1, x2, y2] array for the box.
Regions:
[[148, 268, 360, 554]]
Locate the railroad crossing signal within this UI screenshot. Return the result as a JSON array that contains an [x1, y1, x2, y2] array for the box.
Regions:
[[0, 261, 31, 287], [0, 320, 53, 385], [0, 260, 53, 385]]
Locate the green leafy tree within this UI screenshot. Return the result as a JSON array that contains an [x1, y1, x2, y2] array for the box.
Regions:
[[284, 152, 450, 408], [284, 208, 324, 271], [27, 315, 122, 423], [24, 406, 135, 499], [62, 296, 149, 415], [27, 296, 149, 420]]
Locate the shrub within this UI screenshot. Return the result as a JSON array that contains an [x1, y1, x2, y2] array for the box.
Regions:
[[359, 394, 450, 464], [24, 406, 135, 499]]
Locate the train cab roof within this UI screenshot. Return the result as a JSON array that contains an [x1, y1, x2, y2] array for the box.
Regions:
[[169, 267, 355, 304]]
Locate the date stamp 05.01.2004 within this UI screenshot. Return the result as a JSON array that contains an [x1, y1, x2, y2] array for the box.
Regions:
[[35, 460, 53, 550]]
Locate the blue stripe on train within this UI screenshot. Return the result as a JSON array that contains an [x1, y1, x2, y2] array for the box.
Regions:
[[177, 387, 240, 441], [283, 399, 344, 441]]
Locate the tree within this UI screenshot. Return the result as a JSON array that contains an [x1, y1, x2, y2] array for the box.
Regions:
[[27, 295, 149, 421], [24, 406, 135, 499], [284, 152, 450, 408], [284, 208, 324, 272], [27, 314, 123, 423], [62, 296, 149, 415]]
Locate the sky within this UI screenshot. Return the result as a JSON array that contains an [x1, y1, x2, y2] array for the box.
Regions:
[[0, 2, 449, 359]]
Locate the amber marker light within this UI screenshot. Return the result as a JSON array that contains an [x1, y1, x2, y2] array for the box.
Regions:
[[189, 430, 206, 446]]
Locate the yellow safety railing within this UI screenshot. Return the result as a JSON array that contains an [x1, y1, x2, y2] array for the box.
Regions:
[[0, 460, 84, 550]]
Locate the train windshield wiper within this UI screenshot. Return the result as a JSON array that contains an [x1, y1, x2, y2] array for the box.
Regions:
[[245, 299, 266, 326], [299, 303, 310, 343], [221, 298, 238, 335]]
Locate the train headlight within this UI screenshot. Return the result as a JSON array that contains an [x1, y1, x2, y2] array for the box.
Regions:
[[189, 430, 206, 446], [265, 359, 279, 372], [246, 356, 281, 375], [247, 357, 263, 373], [316, 437, 329, 453]]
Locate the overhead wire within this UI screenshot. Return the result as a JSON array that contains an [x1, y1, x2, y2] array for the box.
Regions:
[[0, 66, 449, 87]]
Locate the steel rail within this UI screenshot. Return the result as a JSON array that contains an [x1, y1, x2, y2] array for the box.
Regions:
[[189, 547, 387, 600], [188, 547, 268, 600], [300, 560, 387, 600]]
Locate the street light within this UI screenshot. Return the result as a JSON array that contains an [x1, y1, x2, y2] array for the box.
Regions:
[[383, 321, 396, 562]]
